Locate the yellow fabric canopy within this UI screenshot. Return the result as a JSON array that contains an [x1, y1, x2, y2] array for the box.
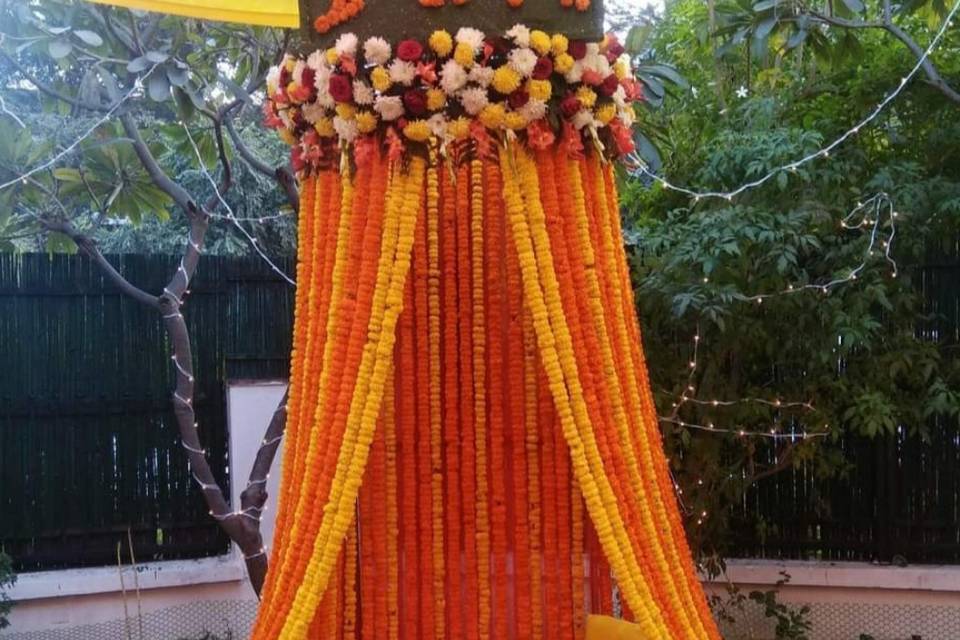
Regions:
[[88, 0, 299, 28]]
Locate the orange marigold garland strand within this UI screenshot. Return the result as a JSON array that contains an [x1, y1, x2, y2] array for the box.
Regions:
[[483, 157, 510, 640], [471, 156, 491, 640], [398, 265, 420, 640], [384, 366, 400, 640], [523, 309, 544, 640], [441, 159, 463, 639]]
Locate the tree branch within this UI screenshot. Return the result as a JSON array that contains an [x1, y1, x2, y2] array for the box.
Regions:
[[224, 115, 299, 213], [0, 52, 111, 112]]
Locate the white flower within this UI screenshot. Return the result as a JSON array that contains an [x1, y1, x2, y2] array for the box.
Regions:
[[266, 65, 281, 95], [427, 113, 448, 137], [388, 59, 416, 86], [455, 27, 485, 51], [335, 33, 358, 57], [582, 52, 611, 77], [507, 48, 538, 77], [314, 66, 334, 108], [519, 99, 547, 122], [353, 80, 374, 105], [565, 61, 584, 84], [301, 101, 327, 124], [374, 95, 404, 121], [586, 42, 600, 56], [292, 60, 307, 85], [506, 24, 530, 47], [736, 85, 749, 98], [619, 107, 636, 127], [363, 37, 391, 65], [459, 86, 489, 115], [612, 85, 627, 107], [468, 65, 494, 87], [439, 59, 468, 94], [572, 109, 595, 130], [279, 108, 294, 129], [306, 50, 328, 72], [333, 116, 358, 142]]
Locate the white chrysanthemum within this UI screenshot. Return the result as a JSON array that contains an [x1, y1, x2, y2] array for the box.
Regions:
[[468, 65, 494, 87], [455, 27, 485, 51], [292, 60, 307, 85], [586, 42, 601, 56], [427, 113, 448, 137], [363, 37, 391, 65], [582, 52, 611, 76], [612, 85, 627, 107], [314, 66, 334, 108], [266, 65, 281, 95], [439, 59, 468, 94], [565, 61, 584, 84], [505, 24, 530, 47], [572, 109, 595, 130], [619, 107, 636, 127], [507, 48, 538, 77], [388, 59, 416, 86], [301, 101, 327, 124], [353, 80, 374, 105], [459, 86, 489, 115], [374, 95, 404, 121], [306, 50, 328, 72], [333, 116, 358, 142], [335, 33, 358, 57], [519, 99, 547, 122], [279, 109, 294, 129]]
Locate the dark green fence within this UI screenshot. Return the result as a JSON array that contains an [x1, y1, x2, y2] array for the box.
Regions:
[[0, 253, 294, 572]]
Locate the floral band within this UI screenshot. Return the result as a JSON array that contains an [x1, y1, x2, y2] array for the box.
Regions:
[[264, 25, 643, 171]]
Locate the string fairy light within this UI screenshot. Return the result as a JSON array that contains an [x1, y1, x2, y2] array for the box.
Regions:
[[0, 65, 160, 193], [624, 0, 960, 201], [180, 124, 296, 286], [0, 93, 25, 128]]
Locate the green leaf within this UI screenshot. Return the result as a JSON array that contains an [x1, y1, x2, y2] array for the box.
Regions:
[[839, 0, 865, 13], [47, 38, 72, 59], [626, 24, 653, 54], [127, 56, 151, 73], [148, 73, 170, 102], [173, 86, 196, 121], [52, 168, 82, 182], [145, 50, 170, 63], [72, 29, 103, 47]]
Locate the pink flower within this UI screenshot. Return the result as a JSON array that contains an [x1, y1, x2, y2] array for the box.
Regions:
[[622, 77, 643, 102], [561, 121, 584, 158], [396, 39, 424, 62], [581, 68, 604, 86], [526, 119, 555, 150], [609, 119, 635, 155], [416, 61, 437, 84], [339, 54, 358, 76], [262, 101, 284, 128], [328, 73, 353, 102]]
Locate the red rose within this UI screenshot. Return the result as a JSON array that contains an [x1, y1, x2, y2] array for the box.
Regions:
[[568, 40, 587, 60], [397, 39, 424, 62], [599, 74, 620, 97], [328, 73, 353, 102], [532, 56, 554, 80], [403, 89, 427, 116], [508, 90, 530, 109], [560, 94, 582, 118], [301, 67, 316, 90]]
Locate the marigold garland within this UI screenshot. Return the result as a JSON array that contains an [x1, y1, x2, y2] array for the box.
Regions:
[[253, 89, 722, 640]]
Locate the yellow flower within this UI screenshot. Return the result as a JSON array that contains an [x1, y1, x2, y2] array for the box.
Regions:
[[314, 117, 336, 137], [356, 110, 378, 133], [325, 47, 339, 65], [505, 111, 527, 130], [283, 58, 296, 72], [530, 30, 551, 56], [278, 128, 296, 145], [403, 119, 432, 142], [595, 103, 617, 124], [448, 117, 471, 139], [575, 85, 597, 109], [428, 30, 454, 57], [554, 52, 574, 74], [614, 61, 629, 79], [551, 33, 569, 56], [335, 103, 356, 120], [527, 79, 552, 101], [492, 66, 522, 94], [426, 88, 447, 111], [454, 41, 475, 67], [371, 66, 391, 92], [479, 103, 506, 129]]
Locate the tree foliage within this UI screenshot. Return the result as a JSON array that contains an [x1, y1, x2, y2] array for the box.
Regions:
[[624, 0, 960, 568]]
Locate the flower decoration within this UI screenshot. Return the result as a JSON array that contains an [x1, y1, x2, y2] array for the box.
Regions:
[[264, 29, 642, 170]]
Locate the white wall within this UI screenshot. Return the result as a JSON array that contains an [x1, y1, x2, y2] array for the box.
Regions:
[[1, 381, 287, 640]]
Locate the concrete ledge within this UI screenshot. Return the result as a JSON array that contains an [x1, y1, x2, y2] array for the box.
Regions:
[[8, 555, 245, 602], [708, 558, 960, 593]]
